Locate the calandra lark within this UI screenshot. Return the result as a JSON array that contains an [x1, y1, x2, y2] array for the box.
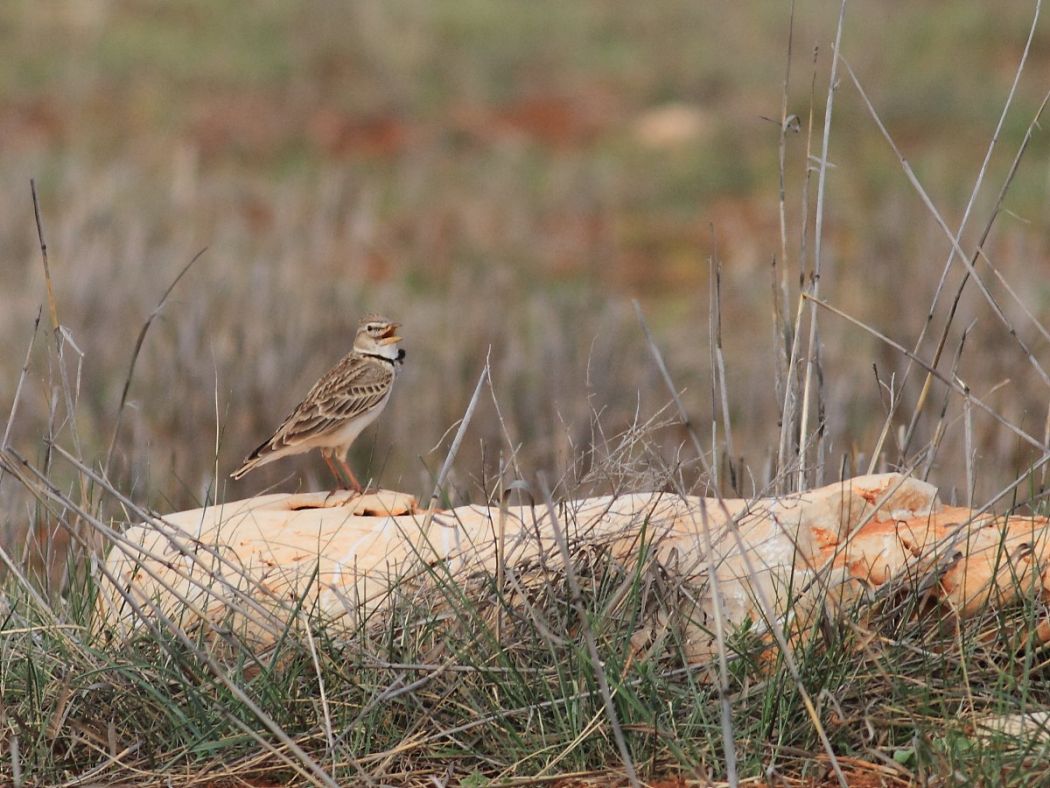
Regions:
[[230, 314, 405, 491]]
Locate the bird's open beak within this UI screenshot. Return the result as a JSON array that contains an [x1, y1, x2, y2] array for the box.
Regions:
[[379, 323, 402, 345]]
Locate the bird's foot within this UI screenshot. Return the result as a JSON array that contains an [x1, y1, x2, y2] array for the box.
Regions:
[[322, 488, 361, 507]]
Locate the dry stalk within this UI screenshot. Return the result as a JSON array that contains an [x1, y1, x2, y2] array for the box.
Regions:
[[0, 310, 41, 489], [777, 45, 820, 493], [416, 361, 490, 556], [798, 0, 848, 491], [804, 294, 1048, 454], [30, 180, 60, 339], [105, 248, 206, 476], [843, 58, 1050, 392], [636, 303, 848, 787]]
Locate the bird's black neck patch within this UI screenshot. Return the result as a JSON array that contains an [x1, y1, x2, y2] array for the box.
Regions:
[[363, 349, 405, 366]]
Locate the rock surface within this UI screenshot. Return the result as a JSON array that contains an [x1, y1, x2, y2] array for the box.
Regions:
[[96, 474, 1050, 661]]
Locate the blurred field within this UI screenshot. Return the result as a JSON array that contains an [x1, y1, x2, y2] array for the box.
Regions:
[[1, 0, 1049, 521]]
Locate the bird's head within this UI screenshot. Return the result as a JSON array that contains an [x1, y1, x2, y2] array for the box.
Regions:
[[353, 314, 403, 360]]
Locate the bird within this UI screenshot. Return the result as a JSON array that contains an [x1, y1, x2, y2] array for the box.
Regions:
[[230, 314, 405, 491]]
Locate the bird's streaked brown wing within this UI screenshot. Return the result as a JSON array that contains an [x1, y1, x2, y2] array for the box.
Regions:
[[246, 355, 393, 460]]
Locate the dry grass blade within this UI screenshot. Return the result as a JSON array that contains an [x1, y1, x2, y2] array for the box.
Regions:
[[428, 358, 491, 505], [920, 320, 975, 480], [8, 734, 20, 788], [153, 604, 341, 788], [0, 540, 54, 620], [798, 0, 848, 490], [537, 472, 640, 788], [1, 460, 339, 785], [894, 121, 1048, 469], [30, 179, 60, 339], [775, 0, 797, 307], [805, 293, 1049, 454], [302, 624, 335, 757], [893, 3, 1044, 461], [416, 360, 490, 555], [695, 499, 738, 787], [636, 302, 848, 787], [29, 180, 89, 505], [771, 1, 797, 481], [633, 300, 704, 463], [46, 444, 287, 617], [497, 479, 533, 643], [105, 247, 206, 475], [842, 57, 1050, 390], [2, 445, 291, 642], [0, 310, 41, 492], [710, 253, 737, 493], [777, 49, 821, 493]]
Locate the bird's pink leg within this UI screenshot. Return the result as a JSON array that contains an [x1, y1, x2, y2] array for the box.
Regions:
[[335, 455, 363, 493], [321, 449, 347, 489]]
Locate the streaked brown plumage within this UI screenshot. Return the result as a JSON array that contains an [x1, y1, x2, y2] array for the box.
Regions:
[[230, 314, 404, 490]]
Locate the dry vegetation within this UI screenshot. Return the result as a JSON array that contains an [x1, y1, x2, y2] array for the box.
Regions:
[[2, 1, 1050, 785]]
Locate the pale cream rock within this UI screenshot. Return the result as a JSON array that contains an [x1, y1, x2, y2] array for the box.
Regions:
[[95, 474, 1050, 664]]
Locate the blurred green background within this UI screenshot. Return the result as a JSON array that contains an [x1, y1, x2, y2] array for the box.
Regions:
[[1, 1, 1048, 522]]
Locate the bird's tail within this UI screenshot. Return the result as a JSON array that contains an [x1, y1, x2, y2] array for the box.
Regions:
[[229, 441, 273, 480], [229, 458, 260, 480]]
